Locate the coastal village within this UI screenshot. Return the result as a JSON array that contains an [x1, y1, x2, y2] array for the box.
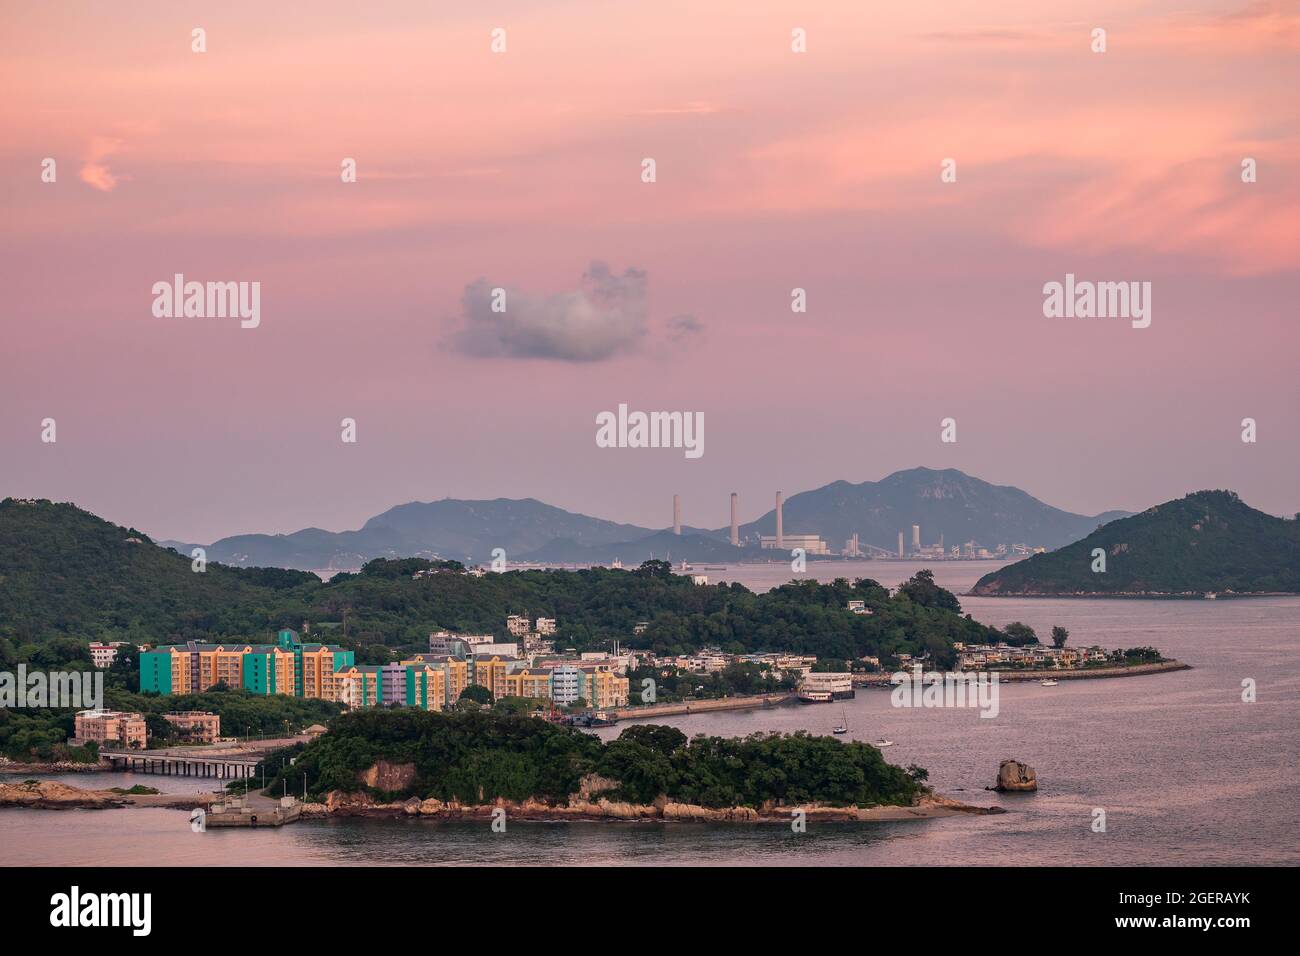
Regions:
[[53, 598, 1166, 756]]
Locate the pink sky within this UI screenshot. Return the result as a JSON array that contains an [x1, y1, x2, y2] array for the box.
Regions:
[[2, 0, 1297, 542]]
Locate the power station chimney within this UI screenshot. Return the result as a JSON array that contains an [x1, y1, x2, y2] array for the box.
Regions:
[[775, 491, 784, 549], [673, 494, 681, 535], [898, 531, 905, 558], [730, 493, 739, 546], [912, 524, 921, 552]]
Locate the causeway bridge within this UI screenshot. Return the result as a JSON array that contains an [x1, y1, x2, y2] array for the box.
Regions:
[[100, 748, 264, 779]]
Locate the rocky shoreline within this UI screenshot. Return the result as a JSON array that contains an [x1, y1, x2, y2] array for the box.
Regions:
[[304, 789, 1003, 823], [0, 779, 220, 810], [0, 779, 1001, 823], [0, 758, 108, 775]]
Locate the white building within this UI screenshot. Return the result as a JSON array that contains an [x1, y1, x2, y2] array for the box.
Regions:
[[799, 671, 854, 698], [429, 632, 494, 654], [759, 533, 830, 555], [535, 617, 557, 636], [506, 615, 532, 637], [551, 665, 581, 705], [89, 641, 129, 669]]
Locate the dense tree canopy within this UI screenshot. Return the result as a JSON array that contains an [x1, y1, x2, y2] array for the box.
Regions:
[[262, 709, 925, 810]]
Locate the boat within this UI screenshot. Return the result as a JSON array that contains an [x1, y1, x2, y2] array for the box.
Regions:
[[797, 690, 833, 704], [875, 739, 894, 748], [1039, 679, 1059, 687], [832, 711, 848, 735], [572, 711, 618, 728]]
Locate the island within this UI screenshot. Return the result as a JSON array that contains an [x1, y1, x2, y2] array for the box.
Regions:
[[2, 711, 1002, 824], [971, 490, 1300, 597]]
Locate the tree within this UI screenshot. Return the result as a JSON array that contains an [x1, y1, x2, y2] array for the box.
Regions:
[[459, 684, 493, 705], [1002, 622, 1038, 646], [634, 559, 674, 580], [898, 569, 962, 613], [1050, 626, 1069, 648], [617, 724, 687, 756]]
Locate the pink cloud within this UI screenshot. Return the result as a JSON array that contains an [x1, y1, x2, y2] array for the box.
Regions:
[[78, 136, 124, 192]]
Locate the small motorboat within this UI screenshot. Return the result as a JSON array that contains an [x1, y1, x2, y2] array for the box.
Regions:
[[875, 739, 894, 748], [1039, 679, 1059, 687]]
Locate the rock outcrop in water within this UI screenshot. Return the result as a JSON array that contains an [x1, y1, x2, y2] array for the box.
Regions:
[[991, 759, 1038, 792], [302, 788, 1005, 822]]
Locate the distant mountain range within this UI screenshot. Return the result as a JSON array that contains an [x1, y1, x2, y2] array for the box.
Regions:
[[159, 468, 1131, 570], [971, 490, 1300, 595], [732, 468, 1130, 555], [162, 498, 654, 570]]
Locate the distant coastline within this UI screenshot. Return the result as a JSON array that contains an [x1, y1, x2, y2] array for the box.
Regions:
[[855, 660, 1190, 685], [965, 591, 1296, 599]]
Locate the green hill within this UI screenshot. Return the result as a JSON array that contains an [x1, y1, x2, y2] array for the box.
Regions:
[[0, 498, 318, 647], [970, 491, 1300, 596], [1, 498, 1005, 668]]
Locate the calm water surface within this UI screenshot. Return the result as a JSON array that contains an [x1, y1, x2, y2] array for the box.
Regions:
[[4, 562, 1297, 865]]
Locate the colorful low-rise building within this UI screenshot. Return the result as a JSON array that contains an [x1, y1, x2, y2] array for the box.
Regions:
[[139, 630, 354, 698], [73, 710, 147, 750], [162, 711, 221, 743]]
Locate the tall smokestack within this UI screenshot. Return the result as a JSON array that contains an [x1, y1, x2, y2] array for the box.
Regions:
[[673, 494, 681, 535], [898, 531, 905, 558], [775, 491, 784, 549], [912, 524, 921, 552], [730, 493, 739, 546]]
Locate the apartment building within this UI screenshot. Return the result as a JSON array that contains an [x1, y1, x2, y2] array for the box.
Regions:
[[73, 710, 147, 750], [89, 641, 129, 669], [139, 630, 354, 698], [162, 711, 221, 743], [428, 632, 495, 655]]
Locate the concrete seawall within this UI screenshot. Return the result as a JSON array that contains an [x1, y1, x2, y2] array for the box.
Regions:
[[611, 692, 795, 720]]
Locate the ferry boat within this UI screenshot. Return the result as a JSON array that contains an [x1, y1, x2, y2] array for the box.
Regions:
[[571, 710, 618, 728], [797, 690, 833, 704]]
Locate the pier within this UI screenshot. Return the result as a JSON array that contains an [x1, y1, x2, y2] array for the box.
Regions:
[[100, 749, 262, 779], [204, 792, 302, 827]]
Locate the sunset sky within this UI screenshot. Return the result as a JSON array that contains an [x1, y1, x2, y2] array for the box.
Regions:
[[2, 0, 1297, 542]]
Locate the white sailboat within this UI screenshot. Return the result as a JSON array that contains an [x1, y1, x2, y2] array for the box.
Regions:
[[832, 711, 848, 734]]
